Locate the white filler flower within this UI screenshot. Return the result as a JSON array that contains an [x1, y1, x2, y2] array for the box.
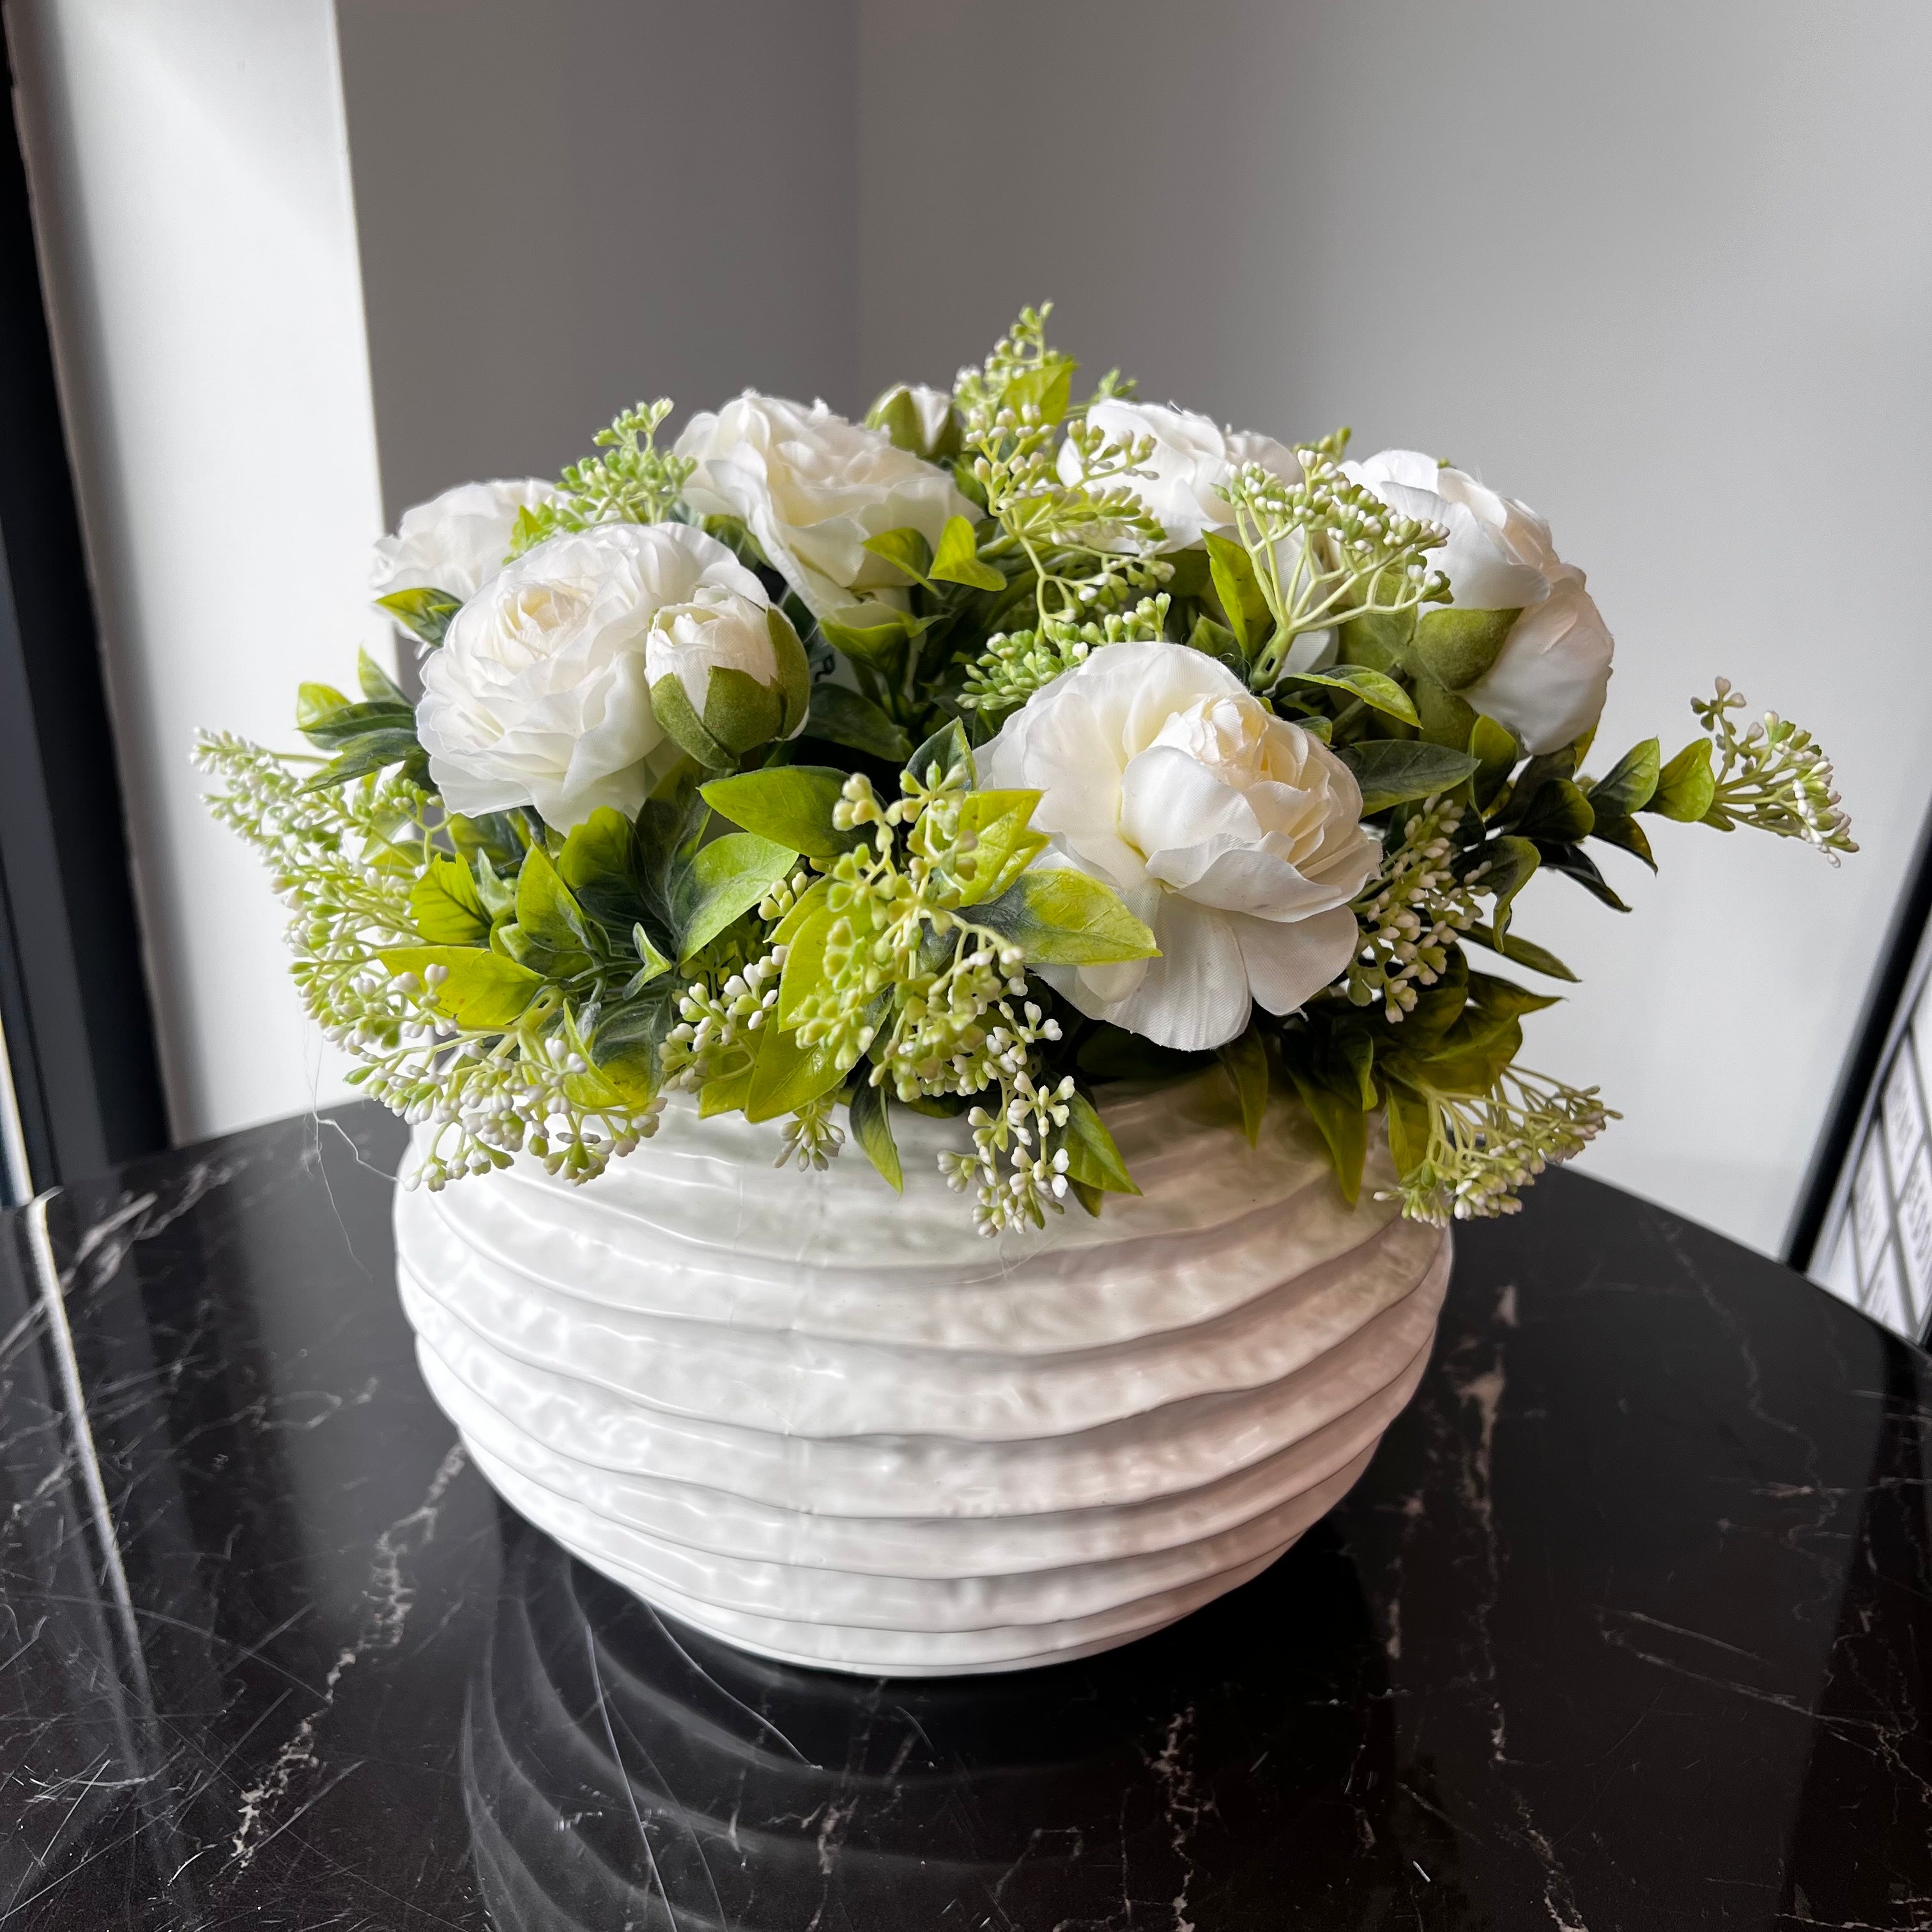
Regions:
[[1061, 399, 1298, 552], [419, 522, 767, 830], [370, 479, 558, 602], [985, 640, 1379, 1051], [676, 393, 976, 622], [1344, 450, 1613, 754]]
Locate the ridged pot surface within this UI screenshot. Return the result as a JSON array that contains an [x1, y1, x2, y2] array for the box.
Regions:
[[393, 1071, 1449, 1675]]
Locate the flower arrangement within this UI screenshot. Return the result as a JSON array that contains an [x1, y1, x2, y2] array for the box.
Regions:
[[200, 305, 1853, 1234]]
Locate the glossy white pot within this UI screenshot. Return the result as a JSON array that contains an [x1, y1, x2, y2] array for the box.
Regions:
[[392, 1071, 1450, 1676]]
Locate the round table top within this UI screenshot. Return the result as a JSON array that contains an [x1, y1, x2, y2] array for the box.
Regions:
[[1, 1103, 1926, 1930]]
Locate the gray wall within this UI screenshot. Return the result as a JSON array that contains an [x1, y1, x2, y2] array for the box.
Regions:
[[333, 0, 1932, 1253], [336, 0, 862, 521]]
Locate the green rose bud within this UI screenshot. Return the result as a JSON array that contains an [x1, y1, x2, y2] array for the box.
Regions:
[[645, 592, 809, 769]]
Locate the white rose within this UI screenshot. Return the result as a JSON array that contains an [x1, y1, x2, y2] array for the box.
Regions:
[[418, 522, 765, 831], [675, 393, 977, 623], [1343, 450, 1613, 755], [985, 641, 1378, 1052], [1059, 399, 1298, 552], [369, 479, 557, 603]]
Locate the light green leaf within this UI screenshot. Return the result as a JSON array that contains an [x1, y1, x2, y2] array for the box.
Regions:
[[1216, 1025, 1269, 1148], [745, 1020, 848, 1124], [297, 730, 423, 792], [623, 923, 674, 994], [515, 845, 594, 953], [1646, 738, 1717, 822], [951, 789, 1046, 907], [805, 682, 911, 762], [1061, 1092, 1140, 1196], [1469, 714, 1519, 811], [977, 868, 1158, 966], [777, 905, 836, 1026], [376, 585, 462, 648], [1337, 739, 1481, 813], [673, 832, 799, 960], [297, 682, 351, 729], [930, 515, 1004, 592], [772, 877, 829, 946], [1286, 664, 1420, 728], [702, 767, 858, 859], [1002, 358, 1073, 424], [1202, 530, 1271, 654], [409, 855, 488, 945], [376, 945, 544, 1030], [1186, 613, 1244, 675], [848, 1080, 903, 1193], [819, 605, 928, 668], [859, 526, 935, 588]]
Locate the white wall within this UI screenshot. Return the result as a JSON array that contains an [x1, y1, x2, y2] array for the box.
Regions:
[[9, 0, 387, 1142], [855, 0, 1932, 1255]]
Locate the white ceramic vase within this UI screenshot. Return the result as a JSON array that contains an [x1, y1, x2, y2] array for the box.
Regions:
[[392, 1071, 1450, 1676]]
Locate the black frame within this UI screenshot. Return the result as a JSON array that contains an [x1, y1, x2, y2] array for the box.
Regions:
[[0, 29, 167, 1201]]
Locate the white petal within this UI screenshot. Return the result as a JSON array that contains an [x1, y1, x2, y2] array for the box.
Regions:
[[1091, 900, 1253, 1052], [1231, 905, 1360, 1016], [1120, 745, 1257, 882], [1464, 572, 1614, 755]]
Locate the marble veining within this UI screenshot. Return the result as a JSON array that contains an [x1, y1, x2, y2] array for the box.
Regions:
[[0, 1101, 1926, 1928]]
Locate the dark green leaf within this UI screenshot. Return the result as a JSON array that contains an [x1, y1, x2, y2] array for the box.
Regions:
[[298, 700, 417, 750], [1284, 1061, 1367, 1204], [848, 1079, 903, 1192], [1186, 613, 1243, 674], [902, 719, 974, 795], [1542, 843, 1630, 912], [1512, 777, 1595, 845], [1383, 1083, 1434, 1181], [805, 683, 912, 762], [297, 730, 424, 792], [1590, 811, 1657, 870], [1587, 738, 1661, 816], [1216, 1025, 1269, 1147], [1462, 920, 1578, 981], [1470, 835, 1540, 942], [1075, 1026, 1213, 1082], [1338, 739, 1480, 813]]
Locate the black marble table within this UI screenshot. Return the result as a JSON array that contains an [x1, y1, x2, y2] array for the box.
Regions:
[[0, 1107, 1927, 1931]]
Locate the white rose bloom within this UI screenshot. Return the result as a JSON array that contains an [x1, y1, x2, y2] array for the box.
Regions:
[[369, 479, 557, 602], [1343, 450, 1613, 755], [644, 584, 809, 767], [419, 522, 765, 831], [675, 393, 977, 622], [1059, 399, 1298, 553], [985, 640, 1377, 1052]]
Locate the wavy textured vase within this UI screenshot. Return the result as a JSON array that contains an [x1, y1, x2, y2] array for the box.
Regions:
[[393, 1071, 1450, 1676]]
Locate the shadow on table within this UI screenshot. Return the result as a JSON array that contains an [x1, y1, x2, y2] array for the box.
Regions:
[[462, 1516, 1471, 1931]]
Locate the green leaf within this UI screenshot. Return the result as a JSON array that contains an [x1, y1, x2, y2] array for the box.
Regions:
[[1543, 844, 1630, 912], [1590, 811, 1657, 870], [589, 981, 681, 1104], [376, 945, 544, 1030], [297, 730, 424, 792], [701, 767, 857, 860], [1384, 1083, 1434, 1181], [902, 719, 974, 794], [556, 806, 641, 897], [951, 789, 1046, 908], [1002, 357, 1073, 424], [777, 905, 836, 1026], [819, 605, 928, 668], [1201, 531, 1271, 655], [357, 649, 408, 707], [1512, 777, 1595, 846], [805, 683, 912, 762], [1418, 1013, 1523, 1098], [772, 877, 829, 947], [1185, 613, 1244, 675], [1469, 714, 1519, 811], [1586, 738, 1660, 816], [409, 855, 488, 945], [672, 832, 799, 960], [1646, 739, 1716, 822], [745, 1020, 849, 1123], [1216, 1025, 1269, 1148], [1165, 549, 1212, 600], [1338, 739, 1481, 814], [514, 845, 595, 954], [624, 923, 674, 994], [1466, 969, 1561, 1023], [1285, 664, 1420, 728], [1284, 1062, 1368, 1205], [930, 515, 1004, 592], [977, 868, 1158, 966], [1061, 1092, 1140, 1196], [1463, 920, 1578, 982], [859, 526, 935, 589], [296, 682, 351, 730], [376, 585, 462, 648], [297, 699, 417, 750], [1075, 1026, 1213, 1082], [1407, 607, 1520, 690], [848, 1080, 903, 1193], [1473, 835, 1540, 942], [1412, 674, 1477, 751]]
